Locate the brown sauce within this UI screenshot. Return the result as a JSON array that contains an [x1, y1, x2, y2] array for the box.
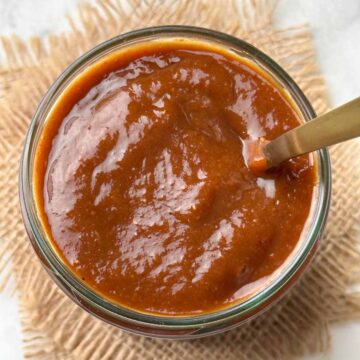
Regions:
[[34, 40, 316, 315]]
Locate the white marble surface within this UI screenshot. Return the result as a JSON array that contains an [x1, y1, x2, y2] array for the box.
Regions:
[[0, 0, 359, 359]]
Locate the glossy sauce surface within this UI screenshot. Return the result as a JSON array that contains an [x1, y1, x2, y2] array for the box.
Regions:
[[35, 41, 316, 315]]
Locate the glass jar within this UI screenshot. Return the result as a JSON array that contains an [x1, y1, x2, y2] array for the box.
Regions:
[[19, 25, 331, 338]]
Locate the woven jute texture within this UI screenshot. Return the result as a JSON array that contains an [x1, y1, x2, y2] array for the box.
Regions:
[[1, 0, 360, 359]]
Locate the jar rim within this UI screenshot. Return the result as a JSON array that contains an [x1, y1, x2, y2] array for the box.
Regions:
[[20, 25, 331, 333]]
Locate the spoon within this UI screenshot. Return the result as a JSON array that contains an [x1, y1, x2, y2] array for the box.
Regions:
[[247, 97, 360, 172]]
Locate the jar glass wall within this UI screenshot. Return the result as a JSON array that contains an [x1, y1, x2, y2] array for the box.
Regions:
[[20, 26, 331, 338]]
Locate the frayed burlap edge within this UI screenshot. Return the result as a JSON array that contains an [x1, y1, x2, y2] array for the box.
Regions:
[[1, 0, 360, 359]]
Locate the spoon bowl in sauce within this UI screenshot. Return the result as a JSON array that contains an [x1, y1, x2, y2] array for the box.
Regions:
[[247, 97, 360, 173]]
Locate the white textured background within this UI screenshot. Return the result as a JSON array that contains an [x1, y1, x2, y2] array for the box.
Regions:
[[0, 0, 359, 359]]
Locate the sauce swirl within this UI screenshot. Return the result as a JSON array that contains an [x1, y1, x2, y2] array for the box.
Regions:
[[34, 41, 316, 315]]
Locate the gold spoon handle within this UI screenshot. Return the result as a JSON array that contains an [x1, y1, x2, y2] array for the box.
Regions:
[[263, 97, 360, 168]]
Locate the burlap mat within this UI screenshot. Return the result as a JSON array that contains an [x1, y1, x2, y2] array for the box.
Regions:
[[1, 0, 360, 359]]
